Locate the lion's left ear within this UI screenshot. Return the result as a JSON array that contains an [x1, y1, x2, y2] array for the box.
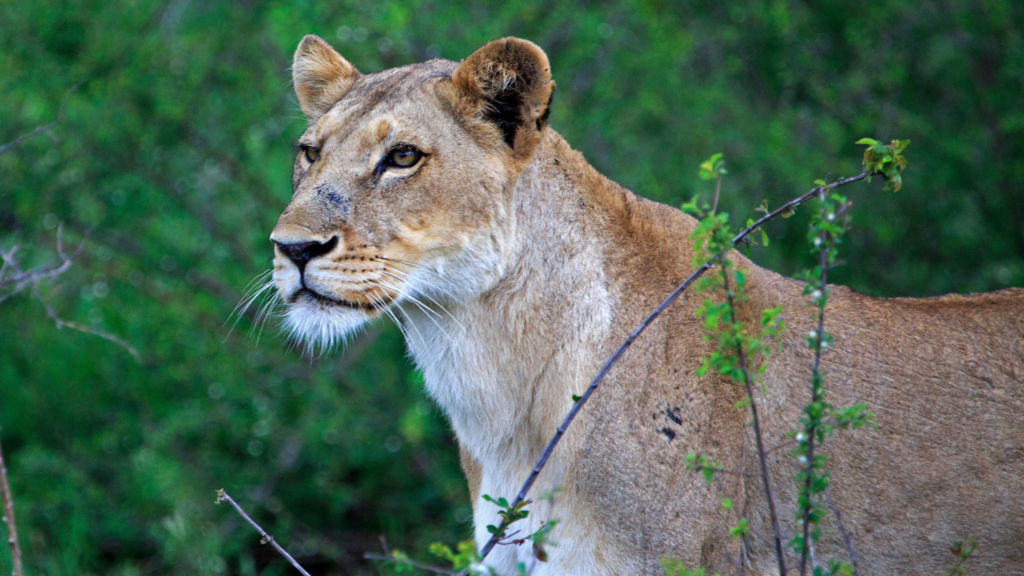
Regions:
[[293, 34, 361, 122], [451, 38, 555, 153]]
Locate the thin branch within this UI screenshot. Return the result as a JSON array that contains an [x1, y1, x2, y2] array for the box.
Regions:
[[825, 490, 859, 576], [0, 79, 83, 156], [0, 122, 59, 156], [0, 429, 24, 576], [721, 260, 787, 576], [474, 172, 869, 566], [799, 231, 829, 576], [364, 553, 458, 575], [0, 257, 73, 289], [215, 489, 311, 576]]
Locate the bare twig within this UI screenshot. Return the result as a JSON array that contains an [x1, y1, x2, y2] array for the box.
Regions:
[[0, 80, 83, 156], [474, 172, 869, 565], [721, 260, 787, 576], [0, 429, 24, 576], [215, 489, 311, 576], [825, 490, 859, 576], [0, 229, 140, 363], [364, 553, 458, 575]]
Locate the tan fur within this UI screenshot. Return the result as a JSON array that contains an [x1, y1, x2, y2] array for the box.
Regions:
[[271, 36, 1024, 575]]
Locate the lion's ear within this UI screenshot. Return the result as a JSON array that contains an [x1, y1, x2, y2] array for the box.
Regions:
[[452, 37, 555, 151], [293, 34, 360, 121]]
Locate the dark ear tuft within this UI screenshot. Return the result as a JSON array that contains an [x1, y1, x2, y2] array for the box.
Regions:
[[536, 86, 555, 131], [482, 85, 523, 147], [452, 38, 555, 150], [293, 34, 360, 121]]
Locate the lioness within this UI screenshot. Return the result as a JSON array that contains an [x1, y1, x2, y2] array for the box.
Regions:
[[270, 35, 1024, 575]]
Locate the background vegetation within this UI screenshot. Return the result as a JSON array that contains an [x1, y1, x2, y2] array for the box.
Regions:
[[1, 0, 1021, 574]]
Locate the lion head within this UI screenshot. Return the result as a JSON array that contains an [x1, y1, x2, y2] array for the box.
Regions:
[[270, 35, 555, 350]]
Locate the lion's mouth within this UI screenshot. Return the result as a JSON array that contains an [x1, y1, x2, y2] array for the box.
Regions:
[[293, 288, 391, 312]]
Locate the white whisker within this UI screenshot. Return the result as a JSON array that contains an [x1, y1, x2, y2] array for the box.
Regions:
[[375, 276, 458, 347], [380, 267, 467, 334]]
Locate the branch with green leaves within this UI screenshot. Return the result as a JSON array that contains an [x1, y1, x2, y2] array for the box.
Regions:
[[684, 199, 789, 576], [788, 192, 874, 576], [471, 139, 908, 573], [672, 139, 906, 576]]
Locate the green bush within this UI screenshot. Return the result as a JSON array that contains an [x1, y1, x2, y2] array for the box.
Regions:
[[1, 1, 1020, 574]]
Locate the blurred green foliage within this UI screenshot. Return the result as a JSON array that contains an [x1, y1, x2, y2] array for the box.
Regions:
[[0, 0, 1021, 574]]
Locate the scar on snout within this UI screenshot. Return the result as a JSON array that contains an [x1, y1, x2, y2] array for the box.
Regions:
[[313, 184, 350, 210], [325, 190, 347, 207]]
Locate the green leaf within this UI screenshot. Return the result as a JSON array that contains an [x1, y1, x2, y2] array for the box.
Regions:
[[760, 229, 769, 246]]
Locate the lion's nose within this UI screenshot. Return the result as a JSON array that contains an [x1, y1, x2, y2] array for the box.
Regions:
[[274, 236, 338, 272]]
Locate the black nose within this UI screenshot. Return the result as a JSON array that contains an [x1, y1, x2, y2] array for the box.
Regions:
[[274, 236, 338, 272]]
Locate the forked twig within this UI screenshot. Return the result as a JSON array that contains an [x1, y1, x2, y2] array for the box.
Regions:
[[474, 172, 869, 565], [0, 228, 140, 363], [216, 489, 311, 576]]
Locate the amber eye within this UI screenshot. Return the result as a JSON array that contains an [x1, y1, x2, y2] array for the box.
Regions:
[[388, 147, 421, 168], [304, 146, 319, 163]]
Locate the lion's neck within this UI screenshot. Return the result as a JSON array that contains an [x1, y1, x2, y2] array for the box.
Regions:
[[402, 131, 618, 485]]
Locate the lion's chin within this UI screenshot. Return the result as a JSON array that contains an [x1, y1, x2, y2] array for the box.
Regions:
[[282, 292, 378, 353]]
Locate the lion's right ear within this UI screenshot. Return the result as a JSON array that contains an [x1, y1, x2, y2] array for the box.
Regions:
[[292, 34, 360, 122], [451, 38, 555, 155]]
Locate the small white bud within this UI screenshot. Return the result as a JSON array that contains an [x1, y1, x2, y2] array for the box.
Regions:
[[821, 341, 829, 348], [798, 455, 808, 465], [827, 213, 835, 221], [813, 237, 822, 247], [811, 290, 822, 300], [807, 330, 817, 339], [796, 433, 807, 442]]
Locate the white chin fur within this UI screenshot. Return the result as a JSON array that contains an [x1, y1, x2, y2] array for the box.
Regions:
[[283, 298, 372, 354]]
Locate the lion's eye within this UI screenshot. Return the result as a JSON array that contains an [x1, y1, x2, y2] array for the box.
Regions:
[[388, 147, 421, 168], [304, 146, 319, 163]]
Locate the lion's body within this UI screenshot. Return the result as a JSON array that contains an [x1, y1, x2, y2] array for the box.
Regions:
[[272, 36, 1024, 575]]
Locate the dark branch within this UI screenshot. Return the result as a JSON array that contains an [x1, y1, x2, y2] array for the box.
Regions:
[[721, 258, 788, 576]]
